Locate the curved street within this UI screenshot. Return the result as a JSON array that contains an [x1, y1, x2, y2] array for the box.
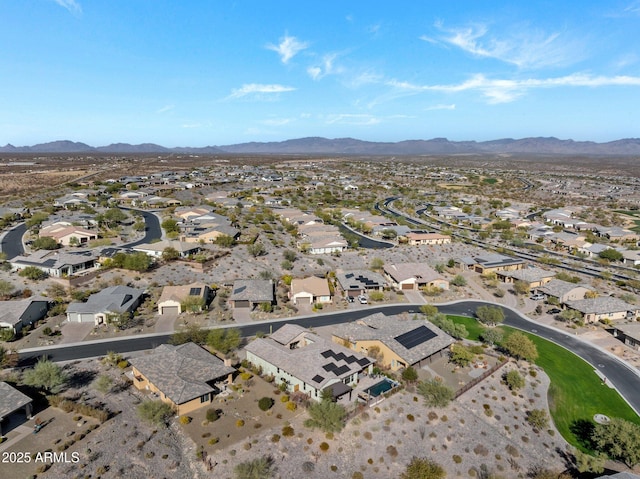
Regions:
[[17, 300, 640, 415]]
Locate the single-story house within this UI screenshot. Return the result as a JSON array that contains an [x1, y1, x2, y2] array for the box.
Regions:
[[132, 240, 202, 258], [612, 324, 640, 351], [332, 313, 454, 371], [383, 263, 449, 291], [229, 279, 274, 309], [39, 222, 98, 246], [496, 267, 556, 289], [336, 270, 386, 298], [66, 286, 145, 325], [174, 206, 213, 221], [157, 282, 211, 315], [129, 343, 235, 415], [245, 324, 374, 402], [10, 250, 98, 277], [456, 253, 526, 274], [290, 277, 332, 305], [405, 232, 451, 246], [563, 297, 640, 323], [179, 223, 240, 244], [0, 297, 50, 334], [536, 279, 594, 303], [300, 235, 348, 255], [0, 382, 33, 435]]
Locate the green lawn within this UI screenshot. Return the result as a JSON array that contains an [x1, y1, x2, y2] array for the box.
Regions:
[[447, 315, 486, 341], [446, 315, 640, 450]]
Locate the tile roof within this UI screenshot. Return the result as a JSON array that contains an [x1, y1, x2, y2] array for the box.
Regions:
[[245, 324, 372, 390], [383, 263, 442, 284], [158, 282, 208, 304], [291, 277, 331, 297], [332, 313, 454, 366], [129, 343, 234, 405], [336, 270, 386, 291]]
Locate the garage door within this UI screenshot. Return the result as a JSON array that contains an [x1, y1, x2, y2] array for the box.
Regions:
[[161, 306, 180, 315], [234, 300, 250, 308], [296, 297, 312, 305], [401, 283, 414, 290]]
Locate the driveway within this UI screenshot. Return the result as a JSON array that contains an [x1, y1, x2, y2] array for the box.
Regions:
[[154, 311, 178, 333], [402, 290, 426, 304], [232, 308, 252, 324], [59, 322, 94, 344]]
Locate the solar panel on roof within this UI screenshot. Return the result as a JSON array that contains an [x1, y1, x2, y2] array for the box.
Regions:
[[345, 355, 357, 364], [312, 375, 324, 383], [357, 357, 370, 367], [189, 287, 202, 296], [334, 352, 346, 361], [394, 325, 437, 349], [321, 350, 332, 358], [323, 363, 338, 372], [334, 365, 350, 376]]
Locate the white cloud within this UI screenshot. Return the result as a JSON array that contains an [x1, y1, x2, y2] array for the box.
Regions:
[[228, 83, 296, 99], [53, 0, 81, 15], [387, 73, 640, 104], [261, 118, 293, 126], [324, 113, 381, 125], [266, 35, 308, 64], [433, 22, 579, 69], [419, 35, 439, 45], [307, 53, 342, 80], [156, 104, 174, 114], [181, 123, 202, 129], [425, 104, 456, 111]]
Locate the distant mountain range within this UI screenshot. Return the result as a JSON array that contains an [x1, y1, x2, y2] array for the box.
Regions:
[[2, 137, 640, 156]]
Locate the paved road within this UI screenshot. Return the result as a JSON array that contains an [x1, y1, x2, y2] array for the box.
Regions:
[[118, 207, 162, 247], [0, 222, 26, 259], [17, 301, 640, 415]]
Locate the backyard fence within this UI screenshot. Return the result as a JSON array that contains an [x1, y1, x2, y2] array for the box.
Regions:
[[454, 358, 508, 399]]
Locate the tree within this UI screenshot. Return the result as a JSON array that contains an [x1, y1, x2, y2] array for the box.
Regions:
[[450, 343, 474, 367], [475, 305, 505, 326], [450, 274, 467, 287], [370, 257, 384, 271], [503, 370, 524, 391], [181, 295, 206, 313], [282, 250, 297, 262], [215, 234, 236, 247], [137, 399, 173, 427], [207, 328, 241, 355], [247, 242, 266, 257], [234, 455, 275, 479], [480, 328, 503, 345], [526, 409, 549, 429], [0, 279, 15, 299], [503, 332, 538, 362], [599, 248, 623, 262], [417, 379, 454, 408], [401, 366, 418, 383], [103, 207, 127, 228], [162, 247, 180, 261], [591, 417, 640, 467], [170, 324, 208, 345], [161, 218, 180, 234], [93, 375, 114, 394], [0, 345, 18, 368], [513, 280, 530, 296], [380, 228, 397, 240], [400, 456, 445, 479], [22, 357, 68, 393], [419, 304, 438, 319], [304, 399, 347, 433], [258, 397, 274, 411], [428, 314, 468, 340], [574, 449, 606, 474], [25, 211, 49, 229], [558, 309, 583, 323], [32, 236, 60, 250], [18, 266, 47, 280], [110, 252, 153, 272]]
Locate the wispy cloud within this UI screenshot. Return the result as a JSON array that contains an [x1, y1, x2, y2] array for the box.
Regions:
[[430, 22, 579, 69], [307, 53, 342, 80], [261, 118, 293, 126], [266, 35, 308, 64], [156, 104, 174, 114], [425, 104, 456, 111], [624, 1, 640, 14], [52, 0, 82, 15], [324, 113, 381, 125], [227, 83, 295, 100], [387, 73, 640, 104]]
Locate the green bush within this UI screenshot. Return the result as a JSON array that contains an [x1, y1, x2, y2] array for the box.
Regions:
[[258, 397, 274, 411], [206, 408, 219, 422]]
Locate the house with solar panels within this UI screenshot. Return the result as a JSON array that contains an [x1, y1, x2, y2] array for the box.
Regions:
[[455, 253, 526, 274], [244, 324, 374, 402], [157, 282, 212, 315], [332, 313, 454, 371], [336, 269, 386, 298]]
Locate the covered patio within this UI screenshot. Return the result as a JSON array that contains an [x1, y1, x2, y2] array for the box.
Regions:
[[0, 382, 33, 436]]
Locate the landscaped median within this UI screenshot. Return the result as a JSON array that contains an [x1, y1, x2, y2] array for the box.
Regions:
[[445, 314, 640, 450]]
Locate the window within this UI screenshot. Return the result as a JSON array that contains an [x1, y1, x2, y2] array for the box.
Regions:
[[200, 393, 210, 403]]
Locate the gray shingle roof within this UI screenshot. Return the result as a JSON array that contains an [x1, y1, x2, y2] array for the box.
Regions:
[[229, 280, 273, 302], [0, 382, 32, 418], [336, 270, 386, 291], [332, 313, 454, 366], [538, 279, 590, 298], [564, 297, 638, 315], [500, 267, 555, 283], [129, 343, 234, 405], [66, 286, 144, 315]]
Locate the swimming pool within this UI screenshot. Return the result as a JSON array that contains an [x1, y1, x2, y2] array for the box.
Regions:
[[366, 378, 396, 397]]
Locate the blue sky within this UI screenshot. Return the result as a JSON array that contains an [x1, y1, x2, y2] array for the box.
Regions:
[[1, 1, 640, 146]]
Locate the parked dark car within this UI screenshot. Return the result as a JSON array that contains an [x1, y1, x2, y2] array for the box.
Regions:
[[548, 308, 561, 315]]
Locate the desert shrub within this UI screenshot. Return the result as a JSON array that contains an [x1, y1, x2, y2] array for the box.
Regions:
[[258, 397, 274, 411], [179, 416, 192, 425], [319, 442, 329, 451], [453, 455, 462, 464], [407, 414, 415, 422], [271, 434, 280, 443], [474, 444, 489, 456], [302, 461, 315, 472], [206, 408, 219, 422], [505, 444, 519, 457], [281, 395, 289, 403], [117, 360, 129, 369], [386, 445, 399, 458], [240, 371, 253, 381], [282, 426, 295, 437], [208, 437, 219, 445], [236, 419, 245, 427], [286, 401, 297, 411]]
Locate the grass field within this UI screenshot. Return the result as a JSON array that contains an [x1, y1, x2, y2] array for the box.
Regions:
[[445, 315, 640, 450]]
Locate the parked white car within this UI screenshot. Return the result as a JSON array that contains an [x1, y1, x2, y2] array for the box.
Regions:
[[358, 295, 368, 304], [530, 293, 546, 301]]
